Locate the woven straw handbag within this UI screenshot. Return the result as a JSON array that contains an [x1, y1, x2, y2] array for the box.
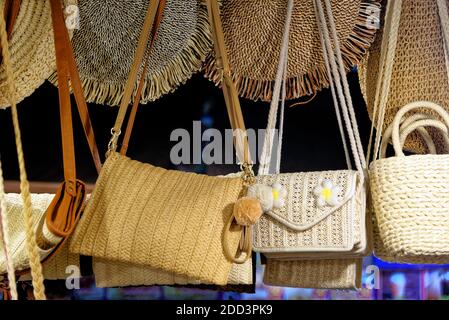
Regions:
[[0, 0, 77, 108], [0, 0, 101, 299], [52, 0, 212, 106], [359, 0, 449, 154], [252, 0, 370, 263], [242, 0, 368, 290], [203, 0, 380, 102], [370, 101, 449, 264], [70, 0, 256, 287], [263, 258, 363, 290]]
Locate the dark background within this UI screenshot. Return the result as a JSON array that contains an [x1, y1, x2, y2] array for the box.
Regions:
[[0, 70, 372, 183]]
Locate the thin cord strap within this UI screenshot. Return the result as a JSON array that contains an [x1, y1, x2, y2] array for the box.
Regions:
[[314, 0, 364, 175], [0, 160, 18, 300], [258, 0, 293, 176], [365, 0, 394, 162], [316, 8, 352, 170], [275, 50, 288, 175], [0, 7, 46, 300], [323, 0, 366, 169], [367, 0, 402, 162]]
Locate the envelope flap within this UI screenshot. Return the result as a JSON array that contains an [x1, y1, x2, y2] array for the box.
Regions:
[[255, 170, 359, 231]]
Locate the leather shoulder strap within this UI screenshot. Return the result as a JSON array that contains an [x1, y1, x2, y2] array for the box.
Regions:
[[120, 0, 166, 155], [50, 0, 101, 175], [109, 0, 162, 152], [110, 0, 252, 166], [50, 0, 77, 188]]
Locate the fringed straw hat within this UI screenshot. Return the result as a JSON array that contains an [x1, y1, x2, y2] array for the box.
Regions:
[[56, 0, 212, 106], [204, 0, 380, 102], [0, 0, 76, 108], [359, 0, 449, 154]]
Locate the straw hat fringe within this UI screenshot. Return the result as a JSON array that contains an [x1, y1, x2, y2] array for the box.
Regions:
[[203, 0, 380, 102], [49, 0, 212, 106]]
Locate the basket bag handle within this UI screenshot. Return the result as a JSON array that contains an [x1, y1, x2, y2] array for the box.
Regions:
[[390, 101, 449, 156], [380, 113, 449, 158]]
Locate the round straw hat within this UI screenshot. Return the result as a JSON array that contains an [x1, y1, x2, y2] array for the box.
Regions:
[[0, 0, 76, 108], [55, 0, 212, 106], [203, 0, 380, 102], [359, 0, 449, 154]]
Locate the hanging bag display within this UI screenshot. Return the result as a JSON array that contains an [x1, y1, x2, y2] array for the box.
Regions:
[[70, 0, 256, 286], [247, 0, 366, 290], [0, 0, 101, 283], [88, 0, 254, 291]]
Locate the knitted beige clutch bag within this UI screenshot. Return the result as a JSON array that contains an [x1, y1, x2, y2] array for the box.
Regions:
[[70, 152, 244, 286], [91, 172, 253, 289], [70, 0, 255, 287], [253, 170, 368, 260]]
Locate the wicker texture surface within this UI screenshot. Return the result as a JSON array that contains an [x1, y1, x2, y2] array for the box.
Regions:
[[70, 152, 244, 285], [370, 101, 449, 264], [0, 193, 78, 279], [93, 256, 252, 288], [263, 258, 362, 289]]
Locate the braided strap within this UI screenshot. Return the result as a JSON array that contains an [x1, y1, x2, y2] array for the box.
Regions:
[[0, 4, 46, 300]]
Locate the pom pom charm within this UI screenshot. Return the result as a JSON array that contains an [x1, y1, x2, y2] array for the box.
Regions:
[[247, 184, 273, 212], [233, 197, 263, 226]]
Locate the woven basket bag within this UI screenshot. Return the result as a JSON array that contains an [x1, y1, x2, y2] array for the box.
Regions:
[[359, 0, 449, 154], [370, 101, 449, 264], [203, 0, 380, 102]]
